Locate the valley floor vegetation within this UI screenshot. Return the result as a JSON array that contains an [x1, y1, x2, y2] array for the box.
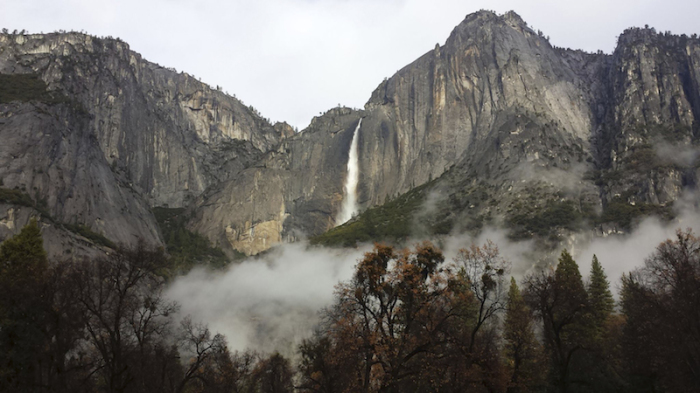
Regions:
[[1, 220, 699, 393]]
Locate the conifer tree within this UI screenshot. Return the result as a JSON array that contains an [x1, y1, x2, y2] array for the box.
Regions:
[[504, 277, 542, 393], [585, 256, 624, 392], [524, 249, 589, 393], [554, 250, 588, 318], [587, 255, 614, 332], [0, 218, 49, 391], [0, 217, 47, 275], [553, 249, 589, 392]]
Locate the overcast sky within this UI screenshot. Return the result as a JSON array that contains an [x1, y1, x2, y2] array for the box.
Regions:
[[2, 0, 699, 129]]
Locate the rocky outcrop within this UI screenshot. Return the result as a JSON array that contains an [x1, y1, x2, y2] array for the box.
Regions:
[[0, 203, 108, 259], [192, 107, 362, 255], [199, 11, 700, 253], [195, 11, 606, 252], [0, 32, 288, 207], [0, 100, 159, 246], [0, 32, 288, 253], [596, 28, 700, 207], [318, 14, 700, 246], [358, 11, 599, 206]]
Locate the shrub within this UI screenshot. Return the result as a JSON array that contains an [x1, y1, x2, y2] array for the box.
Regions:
[[152, 207, 231, 270], [0, 73, 57, 104], [62, 223, 116, 249], [508, 200, 581, 239]]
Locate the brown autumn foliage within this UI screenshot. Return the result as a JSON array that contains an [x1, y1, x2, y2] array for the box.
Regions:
[[298, 241, 510, 393], [621, 229, 700, 392]]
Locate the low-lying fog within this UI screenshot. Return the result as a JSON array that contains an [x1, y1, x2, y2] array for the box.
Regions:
[[165, 197, 700, 357]]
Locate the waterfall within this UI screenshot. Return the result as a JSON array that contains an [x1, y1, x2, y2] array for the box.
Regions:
[[336, 119, 362, 225]]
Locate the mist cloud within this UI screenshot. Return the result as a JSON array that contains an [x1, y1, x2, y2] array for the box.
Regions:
[[440, 227, 537, 277], [165, 243, 366, 358], [166, 193, 700, 357], [654, 141, 700, 167], [575, 197, 700, 296]]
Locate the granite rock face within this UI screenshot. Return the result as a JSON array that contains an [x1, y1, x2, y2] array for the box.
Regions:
[[212, 11, 700, 252], [322, 12, 700, 246], [193, 11, 602, 253], [0, 32, 288, 254], [3, 11, 700, 256], [0, 100, 160, 248], [201, 11, 699, 253], [597, 28, 700, 207], [358, 11, 598, 205], [191, 107, 363, 255]]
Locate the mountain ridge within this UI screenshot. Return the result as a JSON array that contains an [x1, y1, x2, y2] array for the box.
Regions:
[[0, 31, 291, 255], [1, 10, 699, 258]]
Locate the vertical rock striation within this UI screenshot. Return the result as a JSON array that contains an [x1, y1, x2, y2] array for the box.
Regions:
[[0, 32, 289, 253], [191, 108, 362, 255], [3, 11, 700, 256]]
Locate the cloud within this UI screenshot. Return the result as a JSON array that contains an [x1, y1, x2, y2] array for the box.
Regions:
[[574, 195, 700, 296], [440, 227, 537, 277], [165, 242, 366, 357], [654, 141, 700, 167], [165, 194, 700, 357]]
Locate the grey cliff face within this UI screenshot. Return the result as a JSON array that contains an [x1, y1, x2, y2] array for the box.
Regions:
[[0, 33, 287, 207], [344, 13, 700, 245], [3, 11, 700, 257], [208, 11, 700, 253], [195, 11, 607, 253], [596, 28, 700, 207], [191, 107, 362, 255], [359, 11, 597, 206], [0, 100, 159, 247], [0, 32, 287, 254]]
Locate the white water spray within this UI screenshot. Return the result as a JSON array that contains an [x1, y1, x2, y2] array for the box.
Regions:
[[336, 119, 362, 225]]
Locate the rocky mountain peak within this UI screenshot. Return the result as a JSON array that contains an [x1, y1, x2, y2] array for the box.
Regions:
[[313, 13, 700, 252], [502, 10, 527, 26], [447, 10, 535, 45], [273, 121, 296, 138]]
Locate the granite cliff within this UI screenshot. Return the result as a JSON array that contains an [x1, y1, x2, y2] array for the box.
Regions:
[[0, 32, 290, 255], [316, 12, 700, 248], [199, 11, 700, 254], [2, 11, 699, 257]]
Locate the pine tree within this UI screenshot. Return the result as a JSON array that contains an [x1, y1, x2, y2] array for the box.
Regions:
[[587, 255, 614, 331], [0, 217, 47, 276], [554, 250, 588, 317], [552, 249, 589, 392], [585, 257, 624, 392], [0, 218, 49, 391], [525, 249, 589, 393], [504, 277, 542, 393]]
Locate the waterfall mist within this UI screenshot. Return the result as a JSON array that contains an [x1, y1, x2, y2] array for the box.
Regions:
[[336, 119, 362, 225]]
